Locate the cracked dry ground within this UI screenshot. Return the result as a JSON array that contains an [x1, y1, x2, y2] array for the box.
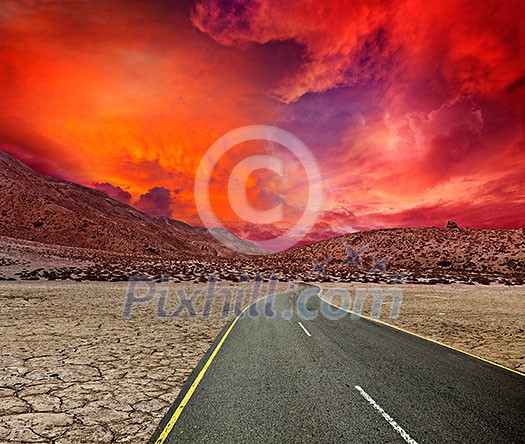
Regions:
[[0, 281, 288, 443]]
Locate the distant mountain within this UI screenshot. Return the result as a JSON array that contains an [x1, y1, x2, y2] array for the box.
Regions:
[[208, 227, 271, 255], [0, 150, 266, 257], [1, 149, 523, 283]]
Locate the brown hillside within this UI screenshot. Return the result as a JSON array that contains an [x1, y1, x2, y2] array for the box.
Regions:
[[0, 150, 263, 257]]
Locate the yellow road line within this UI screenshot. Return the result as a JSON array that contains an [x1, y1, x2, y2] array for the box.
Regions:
[[315, 286, 525, 377], [154, 304, 250, 443]]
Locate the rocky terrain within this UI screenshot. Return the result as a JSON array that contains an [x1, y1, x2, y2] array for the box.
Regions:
[[267, 225, 525, 285], [1, 223, 524, 286], [284, 225, 525, 275]]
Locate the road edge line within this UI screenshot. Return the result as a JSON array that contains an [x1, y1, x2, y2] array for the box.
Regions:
[[313, 284, 525, 377]]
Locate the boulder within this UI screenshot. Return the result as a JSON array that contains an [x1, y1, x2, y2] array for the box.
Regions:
[[445, 220, 459, 229]]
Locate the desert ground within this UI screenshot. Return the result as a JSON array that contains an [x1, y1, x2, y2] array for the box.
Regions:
[[0, 281, 523, 443], [0, 281, 290, 443]]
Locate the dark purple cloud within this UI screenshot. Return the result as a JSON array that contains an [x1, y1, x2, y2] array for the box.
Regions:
[[93, 182, 132, 204], [135, 186, 172, 217]]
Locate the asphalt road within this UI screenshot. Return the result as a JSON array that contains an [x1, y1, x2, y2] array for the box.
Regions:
[[149, 284, 525, 443]]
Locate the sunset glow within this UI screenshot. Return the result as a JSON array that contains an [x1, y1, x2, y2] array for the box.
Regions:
[[1, 0, 523, 246]]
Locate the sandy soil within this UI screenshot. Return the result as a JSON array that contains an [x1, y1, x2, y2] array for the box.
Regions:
[[0, 281, 289, 443], [320, 282, 525, 373]]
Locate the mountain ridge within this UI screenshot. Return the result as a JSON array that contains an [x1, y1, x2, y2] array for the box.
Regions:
[[0, 150, 266, 257]]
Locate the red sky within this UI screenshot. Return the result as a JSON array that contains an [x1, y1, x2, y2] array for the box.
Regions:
[[1, 0, 524, 249]]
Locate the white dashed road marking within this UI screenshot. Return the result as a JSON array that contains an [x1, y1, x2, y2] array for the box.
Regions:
[[354, 385, 419, 444], [298, 321, 312, 337]]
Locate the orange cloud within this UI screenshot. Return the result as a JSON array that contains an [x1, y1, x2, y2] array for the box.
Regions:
[[0, 1, 280, 210]]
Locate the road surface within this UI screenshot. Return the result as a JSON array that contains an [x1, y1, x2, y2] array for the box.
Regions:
[[149, 284, 525, 443]]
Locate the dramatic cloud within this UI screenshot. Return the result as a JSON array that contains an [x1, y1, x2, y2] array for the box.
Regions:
[[191, 0, 524, 103], [135, 187, 173, 217], [191, 0, 391, 103], [0, 0, 523, 248]]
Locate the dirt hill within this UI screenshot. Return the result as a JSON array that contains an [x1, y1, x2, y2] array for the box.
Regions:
[[265, 226, 525, 282]]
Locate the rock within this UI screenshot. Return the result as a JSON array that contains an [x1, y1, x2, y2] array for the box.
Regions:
[[437, 260, 452, 267], [445, 220, 459, 229]]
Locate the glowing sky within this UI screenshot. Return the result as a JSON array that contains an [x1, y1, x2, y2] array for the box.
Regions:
[[1, 0, 523, 247]]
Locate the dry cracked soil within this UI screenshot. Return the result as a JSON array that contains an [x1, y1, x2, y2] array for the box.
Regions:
[[0, 281, 289, 443]]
